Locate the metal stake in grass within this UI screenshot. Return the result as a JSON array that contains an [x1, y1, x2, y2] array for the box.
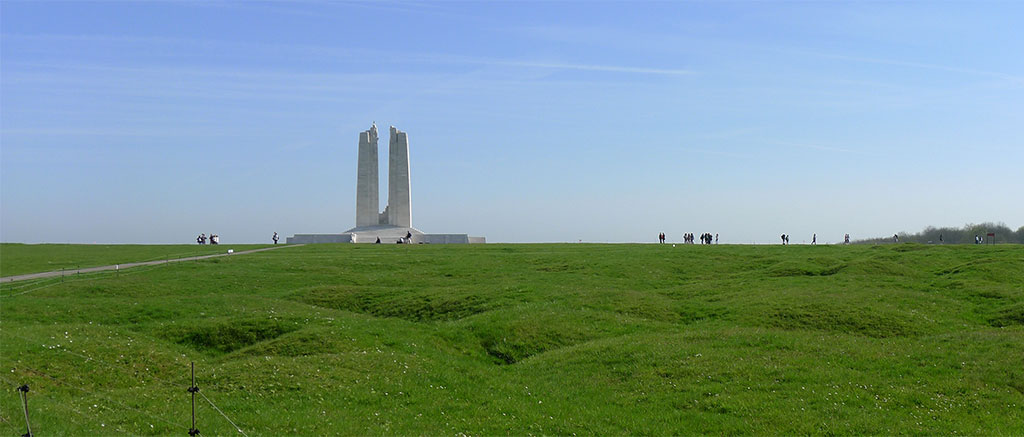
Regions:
[[188, 362, 200, 436], [18, 384, 32, 437]]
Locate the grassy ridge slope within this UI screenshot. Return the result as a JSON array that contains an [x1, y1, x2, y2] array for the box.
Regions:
[[0, 243, 274, 277], [1, 243, 1022, 435]]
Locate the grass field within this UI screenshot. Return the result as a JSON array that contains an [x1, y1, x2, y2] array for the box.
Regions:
[[0, 243, 275, 277], [1, 243, 1022, 435]]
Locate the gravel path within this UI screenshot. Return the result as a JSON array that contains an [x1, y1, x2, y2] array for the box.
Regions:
[[0, 244, 305, 283]]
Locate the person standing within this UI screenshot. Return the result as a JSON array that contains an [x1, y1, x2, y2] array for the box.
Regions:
[[812, 233, 816, 245], [715, 233, 719, 244], [273, 232, 279, 244]]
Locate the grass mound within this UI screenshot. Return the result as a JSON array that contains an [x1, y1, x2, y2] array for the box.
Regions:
[[161, 318, 297, 355], [240, 328, 350, 357], [461, 305, 649, 364], [765, 258, 845, 277], [768, 303, 919, 337], [989, 304, 1024, 327], [291, 285, 493, 321], [843, 258, 915, 276], [2, 243, 1022, 435]]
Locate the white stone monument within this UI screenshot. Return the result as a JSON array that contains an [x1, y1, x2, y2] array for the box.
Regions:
[[386, 126, 412, 228], [287, 123, 484, 244], [355, 123, 379, 228]]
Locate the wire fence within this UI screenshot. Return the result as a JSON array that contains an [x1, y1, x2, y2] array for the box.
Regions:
[[4, 330, 250, 435], [0, 256, 209, 299], [1, 245, 308, 434]]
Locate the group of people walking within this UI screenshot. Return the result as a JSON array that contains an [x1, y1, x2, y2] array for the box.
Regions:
[[196, 233, 219, 245], [668, 233, 718, 244]]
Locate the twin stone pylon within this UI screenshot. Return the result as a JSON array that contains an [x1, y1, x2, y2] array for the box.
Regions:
[[355, 123, 411, 229]]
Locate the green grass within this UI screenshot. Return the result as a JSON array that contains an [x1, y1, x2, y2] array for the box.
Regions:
[[1, 243, 1022, 435], [0, 243, 276, 277]]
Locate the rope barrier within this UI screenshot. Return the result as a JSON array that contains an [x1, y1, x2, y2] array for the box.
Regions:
[[6, 331, 184, 396], [0, 374, 134, 436], [199, 391, 249, 437], [5, 365, 182, 433], [3, 333, 184, 431], [4, 331, 249, 435], [1, 261, 171, 299]]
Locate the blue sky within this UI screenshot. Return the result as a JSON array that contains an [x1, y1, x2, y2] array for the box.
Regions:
[[2, 1, 1022, 244]]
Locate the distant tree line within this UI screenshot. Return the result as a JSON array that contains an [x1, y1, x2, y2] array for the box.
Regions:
[[856, 222, 1024, 245]]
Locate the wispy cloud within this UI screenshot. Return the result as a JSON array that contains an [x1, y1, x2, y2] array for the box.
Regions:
[[677, 147, 756, 160], [479, 60, 693, 76], [763, 140, 881, 157], [785, 49, 1024, 87], [2, 33, 695, 77]]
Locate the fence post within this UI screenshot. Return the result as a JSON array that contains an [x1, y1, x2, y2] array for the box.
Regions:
[[188, 362, 200, 436], [18, 384, 32, 437]]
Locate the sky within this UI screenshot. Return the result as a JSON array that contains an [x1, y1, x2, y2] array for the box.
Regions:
[[1, 0, 1022, 244]]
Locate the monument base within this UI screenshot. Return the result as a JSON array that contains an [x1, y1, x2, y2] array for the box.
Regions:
[[287, 225, 484, 244]]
